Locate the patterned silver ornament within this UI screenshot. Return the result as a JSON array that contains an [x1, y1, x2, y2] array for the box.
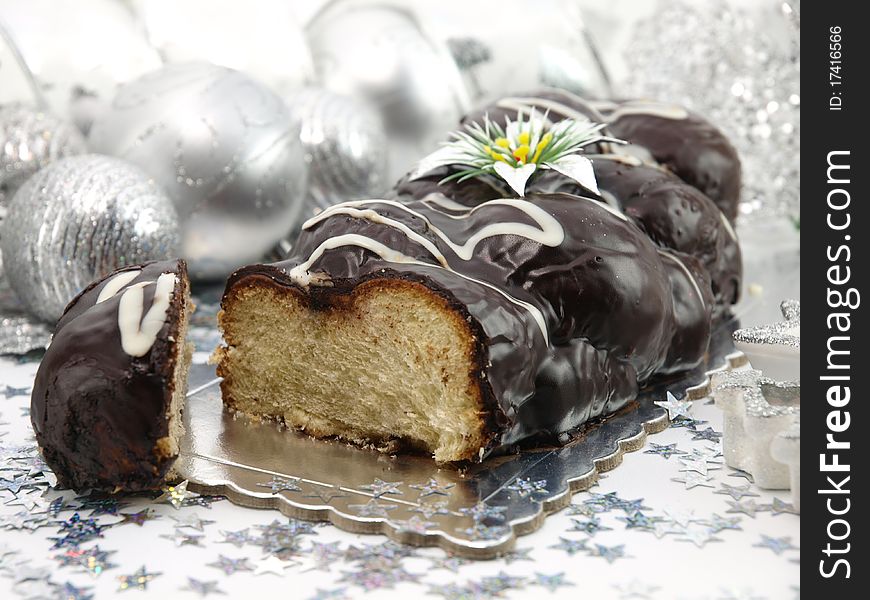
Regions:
[[285, 88, 389, 212], [306, 1, 471, 182], [0, 104, 87, 206], [88, 62, 310, 280], [0, 0, 162, 131], [0, 154, 180, 323]]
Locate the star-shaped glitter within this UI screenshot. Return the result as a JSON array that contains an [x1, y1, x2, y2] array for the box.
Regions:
[[183, 577, 225, 597], [303, 486, 348, 503], [728, 468, 755, 483], [5, 488, 52, 511], [588, 543, 627, 563], [412, 500, 451, 518], [498, 547, 534, 564], [661, 508, 702, 528], [117, 509, 155, 527], [74, 494, 129, 516], [359, 478, 403, 498], [0, 474, 28, 494], [617, 511, 663, 531], [2, 385, 31, 397], [643, 442, 686, 460], [702, 514, 743, 533], [308, 541, 344, 570], [54, 545, 117, 577], [181, 494, 225, 509], [429, 554, 470, 572], [409, 478, 455, 498], [650, 520, 682, 539], [669, 416, 708, 430], [725, 499, 766, 518], [171, 513, 216, 531], [348, 498, 397, 518], [154, 480, 198, 509], [218, 528, 254, 548], [565, 503, 598, 517], [715, 482, 760, 501], [50, 513, 112, 548], [458, 502, 508, 523], [691, 427, 723, 442], [478, 571, 526, 595], [253, 555, 296, 576], [207, 555, 254, 576], [675, 524, 722, 548], [533, 572, 574, 592], [754, 535, 797, 555], [392, 515, 435, 534], [159, 529, 205, 547], [678, 455, 723, 476], [505, 477, 548, 497], [769, 497, 799, 516], [256, 475, 302, 494], [117, 566, 160, 591], [671, 472, 715, 490], [549, 537, 588, 555], [55, 582, 94, 600], [655, 391, 692, 420], [568, 515, 612, 536]]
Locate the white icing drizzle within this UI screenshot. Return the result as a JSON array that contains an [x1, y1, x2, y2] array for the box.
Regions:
[[719, 210, 738, 243], [497, 96, 592, 125], [117, 272, 177, 357], [96, 270, 142, 304], [288, 234, 550, 344], [305, 198, 566, 260], [657, 249, 706, 309], [590, 100, 689, 121], [420, 193, 474, 214]]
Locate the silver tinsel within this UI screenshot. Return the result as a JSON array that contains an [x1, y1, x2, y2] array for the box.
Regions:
[[89, 62, 310, 280], [285, 88, 389, 212], [1, 154, 180, 323], [619, 0, 800, 220]]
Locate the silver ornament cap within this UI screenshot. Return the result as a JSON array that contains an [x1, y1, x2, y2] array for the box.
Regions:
[[89, 62, 310, 280], [1, 154, 180, 323]]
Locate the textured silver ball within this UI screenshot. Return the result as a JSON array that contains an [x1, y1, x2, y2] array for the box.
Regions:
[[0, 104, 87, 206], [1, 154, 180, 323], [89, 62, 310, 280], [306, 2, 470, 182], [286, 88, 389, 212]]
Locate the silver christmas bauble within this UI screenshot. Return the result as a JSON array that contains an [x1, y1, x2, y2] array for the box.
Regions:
[[1, 154, 180, 323], [416, 0, 612, 102], [0, 0, 162, 131], [88, 62, 310, 280], [286, 88, 389, 212], [130, 0, 315, 96], [1, 104, 87, 206], [306, 1, 471, 182]]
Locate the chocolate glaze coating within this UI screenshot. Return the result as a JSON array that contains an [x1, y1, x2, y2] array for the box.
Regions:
[[31, 260, 188, 491], [532, 159, 742, 312], [462, 90, 742, 221], [230, 192, 711, 452]]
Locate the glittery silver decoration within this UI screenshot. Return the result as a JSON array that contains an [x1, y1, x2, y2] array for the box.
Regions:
[[0, 316, 51, 355], [710, 369, 799, 490], [770, 415, 800, 512], [0, 0, 162, 129], [306, 1, 471, 183], [733, 299, 800, 381], [1, 154, 180, 323], [285, 88, 389, 212], [89, 62, 310, 280], [618, 0, 800, 220]]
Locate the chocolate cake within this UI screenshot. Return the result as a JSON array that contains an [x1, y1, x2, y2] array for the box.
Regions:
[[211, 92, 741, 463], [30, 260, 194, 491]]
